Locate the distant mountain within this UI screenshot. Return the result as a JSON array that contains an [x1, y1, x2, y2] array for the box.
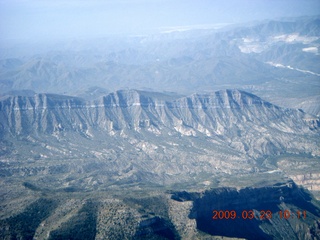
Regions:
[[0, 16, 319, 116]]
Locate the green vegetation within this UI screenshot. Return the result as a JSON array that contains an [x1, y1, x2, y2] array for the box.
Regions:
[[48, 201, 97, 240], [0, 198, 58, 240]]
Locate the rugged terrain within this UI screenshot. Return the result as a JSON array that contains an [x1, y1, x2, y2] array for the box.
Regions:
[[0, 89, 319, 239], [0, 16, 319, 239], [0, 89, 319, 187], [1, 178, 320, 240]]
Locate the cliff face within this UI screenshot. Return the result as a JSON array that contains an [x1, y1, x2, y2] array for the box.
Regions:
[[1, 89, 316, 134], [0, 89, 318, 158]]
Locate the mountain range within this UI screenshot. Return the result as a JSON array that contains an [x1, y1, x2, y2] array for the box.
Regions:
[[0, 16, 319, 116], [0, 15, 319, 239]]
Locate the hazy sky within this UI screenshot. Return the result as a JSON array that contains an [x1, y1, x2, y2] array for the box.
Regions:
[[1, 0, 319, 41]]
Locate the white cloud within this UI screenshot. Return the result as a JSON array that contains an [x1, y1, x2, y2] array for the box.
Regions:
[[302, 47, 318, 54], [267, 62, 320, 76], [272, 34, 319, 44], [239, 34, 320, 54], [160, 23, 231, 33]]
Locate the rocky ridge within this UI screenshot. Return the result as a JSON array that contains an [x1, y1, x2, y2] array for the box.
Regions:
[[1, 89, 318, 155]]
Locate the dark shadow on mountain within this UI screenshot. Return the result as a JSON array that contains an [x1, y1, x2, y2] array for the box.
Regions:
[[48, 200, 98, 240], [134, 216, 180, 240], [185, 182, 320, 240], [0, 198, 58, 240]]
